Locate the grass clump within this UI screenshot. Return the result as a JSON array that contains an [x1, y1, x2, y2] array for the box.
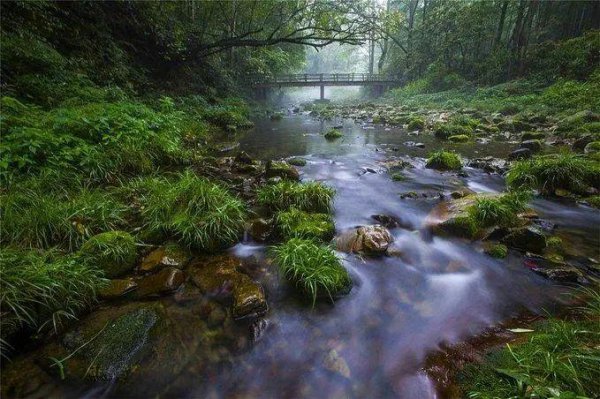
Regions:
[[459, 290, 600, 398], [426, 150, 462, 171], [448, 134, 470, 143], [506, 152, 600, 194], [583, 195, 600, 208], [433, 122, 473, 140], [391, 172, 406, 181], [287, 157, 307, 166], [1, 185, 128, 251], [485, 244, 508, 259], [0, 248, 105, 356], [407, 116, 425, 130], [324, 129, 343, 140], [79, 231, 137, 278], [257, 181, 335, 213], [467, 192, 531, 228], [134, 170, 245, 250], [276, 208, 334, 242], [272, 238, 351, 304]]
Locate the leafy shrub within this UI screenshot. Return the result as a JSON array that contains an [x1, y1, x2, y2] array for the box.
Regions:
[[134, 170, 246, 250], [79, 231, 137, 278], [272, 238, 351, 304], [257, 181, 335, 213], [426, 150, 462, 171], [506, 152, 600, 194], [276, 208, 335, 242], [0, 247, 105, 357]]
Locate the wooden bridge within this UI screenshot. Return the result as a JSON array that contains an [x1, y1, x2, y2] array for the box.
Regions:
[[252, 73, 401, 99]]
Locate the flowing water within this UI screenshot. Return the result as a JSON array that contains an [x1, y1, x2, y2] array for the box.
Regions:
[[6, 109, 600, 399]]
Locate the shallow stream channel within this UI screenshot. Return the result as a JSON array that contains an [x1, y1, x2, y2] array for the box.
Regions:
[[3, 107, 599, 399]]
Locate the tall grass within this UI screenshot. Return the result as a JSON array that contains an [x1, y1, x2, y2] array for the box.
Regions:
[[507, 152, 600, 194], [0, 248, 105, 357], [272, 238, 351, 304], [134, 170, 246, 250], [257, 181, 335, 213]]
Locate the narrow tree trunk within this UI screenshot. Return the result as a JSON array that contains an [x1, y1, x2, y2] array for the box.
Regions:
[[494, 0, 509, 48]]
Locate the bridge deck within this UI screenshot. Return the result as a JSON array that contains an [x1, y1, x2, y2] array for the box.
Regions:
[[253, 73, 398, 87]]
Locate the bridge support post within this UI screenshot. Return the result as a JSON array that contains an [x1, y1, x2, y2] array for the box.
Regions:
[[320, 85, 325, 100]]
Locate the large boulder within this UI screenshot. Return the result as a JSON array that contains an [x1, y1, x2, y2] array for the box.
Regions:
[[502, 226, 547, 253], [265, 160, 300, 180], [187, 255, 267, 320], [335, 225, 393, 255]]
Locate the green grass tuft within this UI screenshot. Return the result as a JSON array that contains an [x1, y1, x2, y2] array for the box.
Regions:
[[134, 170, 246, 250], [468, 192, 531, 228], [272, 238, 351, 304], [276, 208, 335, 242], [324, 129, 343, 140], [257, 181, 335, 213], [79, 231, 137, 278], [426, 150, 462, 171], [506, 152, 600, 194]]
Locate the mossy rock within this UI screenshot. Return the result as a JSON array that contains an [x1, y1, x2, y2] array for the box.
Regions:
[[584, 141, 600, 154], [426, 151, 462, 171], [288, 157, 307, 166], [265, 160, 300, 180], [521, 131, 546, 141], [407, 116, 425, 130], [485, 243, 508, 259], [79, 231, 137, 278], [448, 134, 470, 143], [391, 172, 406, 181], [324, 129, 343, 140]]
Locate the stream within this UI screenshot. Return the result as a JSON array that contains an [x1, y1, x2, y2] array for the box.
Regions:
[[4, 108, 599, 399]]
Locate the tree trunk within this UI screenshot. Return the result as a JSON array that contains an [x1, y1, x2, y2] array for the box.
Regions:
[[494, 0, 509, 48]]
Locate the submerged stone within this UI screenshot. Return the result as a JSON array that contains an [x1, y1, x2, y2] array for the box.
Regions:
[[502, 226, 547, 253], [335, 225, 393, 255], [323, 349, 351, 379]]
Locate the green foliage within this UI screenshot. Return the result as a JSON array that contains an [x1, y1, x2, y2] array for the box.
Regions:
[[460, 290, 600, 398], [433, 123, 473, 140], [1, 185, 128, 251], [272, 238, 351, 304], [391, 172, 406, 181], [79, 231, 137, 278], [287, 157, 307, 166], [506, 152, 600, 194], [485, 244, 508, 259], [448, 134, 470, 143], [257, 181, 335, 213], [324, 129, 343, 140], [426, 150, 462, 171], [276, 208, 335, 242], [407, 116, 425, 130], [583, 195, 600, 208], [468, 192, 531, 228], [0, 247, 105, 356], [134, 170, 246, 250]]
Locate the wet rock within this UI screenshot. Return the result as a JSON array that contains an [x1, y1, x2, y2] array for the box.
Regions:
[[426, 196, 479, 239], [508, 148, 532, 161], [371, 214, 407, 229], [519, 139, 542, 153], [573, 135, 593, 151], [287, 157, 307, 166], [400, 191, 419, 199], [139, 243, 192, 273], [234, 151, 253, 164], [450, 187, 476, 199], [415, 142, 425, 148], [248, 218, 272, 242], [214, 142, 240, 153], [502, 226, 547, 253], [335, 225, 393, 255], [250, 318, 269, 343], [467, 157, 507, 174], [524, 256, 586, 283], [324, 349, 351, 379], [99, 279, 138, 300], [187, 255, 268, 320], [135, 267, 185, 298], [265, 160, 300, 180]]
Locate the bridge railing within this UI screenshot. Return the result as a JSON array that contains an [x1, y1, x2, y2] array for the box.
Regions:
[[255, 73, 396, 84]]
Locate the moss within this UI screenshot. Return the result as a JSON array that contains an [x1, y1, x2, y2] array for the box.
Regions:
[[276, 208, 334, 242], [433, 123, 473, 140], [79, 231, 137, 278], [448, 134, 470, 143], [485, 244, 508, 258], [391, 172, 406, 181], [79, 307, 159, 380], [521, 131, 546, 141], [272, 239, 351, 304], [583, 195, 600, 208], [467, 192, 530, 228], [407, 116, 425, 130], [288, 157, 307, 166], [324, 129, 343, 140], [437, 215, 479, 239], [556, 110, 599, 134], [257, 181, 335, 213], [584, 141, 600, 153], [546, 236, 563, 248], [426, 150, 462, 171]]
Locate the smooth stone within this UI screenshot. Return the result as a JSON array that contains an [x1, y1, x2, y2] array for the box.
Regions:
[[502, 226, 547, 253], [99, 279, 138, 300], [335, 225, 393, 255], [248, 218, 272, 242], [323, 349, 351, 379], [135, 267, 185, 298], [139, 244, 192, 273], [265, 160, 300, 180]]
